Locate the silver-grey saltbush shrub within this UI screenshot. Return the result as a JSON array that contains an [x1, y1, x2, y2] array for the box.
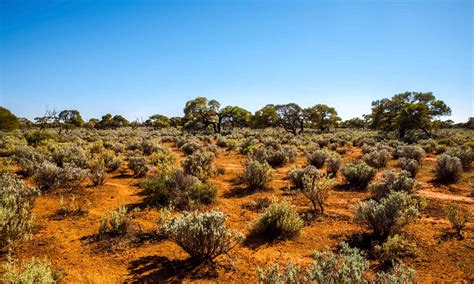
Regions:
[[162, 210, 242, 262]]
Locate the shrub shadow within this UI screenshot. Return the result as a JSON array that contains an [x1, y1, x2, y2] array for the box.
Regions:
[[127, 256, 218, 283]]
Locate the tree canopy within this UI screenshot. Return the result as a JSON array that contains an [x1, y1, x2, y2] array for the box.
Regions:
[[0, 107, 19, 131], [368, 92, 451, 138]]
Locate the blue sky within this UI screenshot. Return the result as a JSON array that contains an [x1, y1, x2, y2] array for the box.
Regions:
[[1, 0, 472, 122]]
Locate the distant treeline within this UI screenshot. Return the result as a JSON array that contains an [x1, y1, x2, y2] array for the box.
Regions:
[[1, 92, 473, 138]]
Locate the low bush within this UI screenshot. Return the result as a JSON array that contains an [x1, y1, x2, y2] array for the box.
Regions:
[[189, 182, 218, 205], [24, 131, 55, 146], [140, 169, 216, 209], [257, 243, 369, 283], [266, 149, 289, 168], [50, 144, 88, 168], [251, 202, 304, 240], [374, 234, 417, 266], [288, 166, 319, 189], [301, 173, 336, 214], [182, 151, 215, 181], [181, 141, 202, 155], [242, 197, 272, 212], [307, 150, 328, 169], [88, 160, 107, 186], [128, 156, 148, 177], [445, 204, 470, 237], [2, 258, 56, 283], [162, 210, 243, 262], [326, 153, 341, 177], [55, 194, 87, 217], [240, 160, 271, 190], [354, 191, 420, 239], [398, 158, 420, 177], [34, 161, 87, 191], [394, 145, 424, 162], [447, 146, 473, 170], [99, 206, 132, 236], [1, 173, 36, 250], [375, 263, 415, 283], [363, 149, 390, 169], [341, 162, 376, 190], [435, 154, 462, 184], [370, 170, 417, 200]]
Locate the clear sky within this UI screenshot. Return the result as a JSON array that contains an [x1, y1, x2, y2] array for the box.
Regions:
[[0, 0, 472, 122]]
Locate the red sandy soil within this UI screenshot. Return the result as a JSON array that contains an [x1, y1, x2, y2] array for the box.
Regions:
[[2, 144, 473, 283]]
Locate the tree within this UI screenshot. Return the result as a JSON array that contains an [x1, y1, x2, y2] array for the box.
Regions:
[[57, 109, 84, 134], [463, 117, 474, 129], [147, 114, 171, 129], [183, 97, 219, 132], [252, 105, 278, 128], [369, 92, 451, 138], [34, 109, 59, 130], [304, 104, 341, 131], [275, 103, 305, 135], [0, 107, 19, 131], [218, 106, 251, 131], [183, 97, 250, 133], [84, 118, 99, 129], [341, 117, 366, 129], [95, 114, 129, 129], [170, 117, 182, 128], [111, 115, 129, 128], [18, 118, 34, 130]]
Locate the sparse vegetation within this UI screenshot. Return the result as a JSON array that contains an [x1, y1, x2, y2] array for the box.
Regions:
[[445, 204, 470, 238], [435, 154, 463, 184], [251, 202, 304, 240], [341, 162, 377, 190], [161, 210, 243, 262], [240, 160, 272, 190], [354, 191, 420, 239]]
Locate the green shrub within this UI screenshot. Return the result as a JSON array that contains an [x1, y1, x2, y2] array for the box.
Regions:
[[257, 243, 369, 284], [2, 258, 56, 284], [394, 145, 424, 162], [181, 141, 202, 155], [398, 158, 420, 178], [182, 151, 215, 181], [445, 204, 470, 237], [301, 173, 336, 214], [128, 156, 148, 177], [341, 162, 376, 190], [99, 206, 132, 236], [435, 154, 462, 184], [363, 149, 390, 169], [88, 160, 107, 186], [33, 161, 87, 191], [374, 234, 417, 266], [24, 131, 55, 146], [375, 263, 415, 283], [251, 202, 304, 240], [162, 210, 242, 262], [354, 191, 419, 239], [189, 182, 218, 205], [447, 146, 473, 170], [288, 166, 319, 189], [326, 153, 341, 177], [140, 169, 216, 209], [240, 160, 271, 190], [266, 149, 289, 168], [370, 170, 417, 200], [307, 150, 328, 169], [0, 173, 36, 249]]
